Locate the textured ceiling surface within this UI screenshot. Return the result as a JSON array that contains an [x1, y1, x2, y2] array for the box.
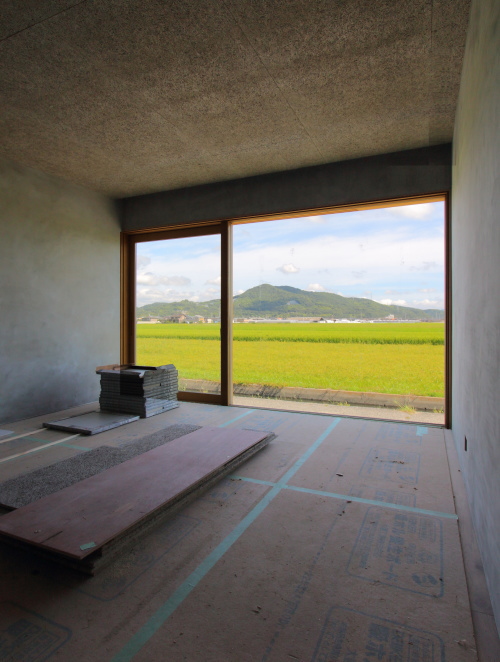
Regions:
[[0, 0, 470, 197]]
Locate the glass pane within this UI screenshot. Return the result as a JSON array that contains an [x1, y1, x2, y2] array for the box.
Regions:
[[135, 234, 221, 394], [232, 202, 445, 424]]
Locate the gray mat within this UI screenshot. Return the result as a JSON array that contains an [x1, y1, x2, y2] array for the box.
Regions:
[[0, 424, 201, 509]]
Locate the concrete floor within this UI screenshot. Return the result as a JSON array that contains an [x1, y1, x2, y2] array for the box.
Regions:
[[0, 402, 498, 661]]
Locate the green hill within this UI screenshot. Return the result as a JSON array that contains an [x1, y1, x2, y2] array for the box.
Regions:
[[137, 299, 221, 319], [137, 284, 444, 321]]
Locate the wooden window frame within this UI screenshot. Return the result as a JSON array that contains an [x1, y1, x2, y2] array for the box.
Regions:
[[121, 192, 450, 426], [121, 222, 233, 405]]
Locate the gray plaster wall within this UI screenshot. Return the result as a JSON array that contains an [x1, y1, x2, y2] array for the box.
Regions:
[[120, 144, 451, 230], [451, 0, 500, 632], [0, 159, 121, 424]]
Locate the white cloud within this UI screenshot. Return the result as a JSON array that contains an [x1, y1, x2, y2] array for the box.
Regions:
[[234, 289, 245, 295], [135, 208, 445, 307], [137, 288, 166, 301], [136, 272, 191, 287], [137, 255, 151, 270], [377, 298, 408, 306], [277, 263, 300, 274], [307, 283, 326, 292], [232, 231, 443, 294], [135, 235, 222, 306], [136, 273, 157, 286], [408, 297, 445, 310], [410, 261, 438, 272], [307, 215, 327, 224], [389, 203, 434, 219], [413, 299, 440, 306]]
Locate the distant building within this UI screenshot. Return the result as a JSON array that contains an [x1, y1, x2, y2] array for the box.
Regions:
[[166, 314, 187, 323], [137, 317, 161, 324]]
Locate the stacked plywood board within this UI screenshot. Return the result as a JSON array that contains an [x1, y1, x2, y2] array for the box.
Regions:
[[97, 364, 179, 417], [0, 427, 272, 573]]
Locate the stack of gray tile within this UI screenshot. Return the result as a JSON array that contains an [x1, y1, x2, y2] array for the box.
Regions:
[[97, 364, 179, 418]]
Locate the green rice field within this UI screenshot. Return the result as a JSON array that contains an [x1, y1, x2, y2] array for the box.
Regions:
[[136, 323, 445, 397]]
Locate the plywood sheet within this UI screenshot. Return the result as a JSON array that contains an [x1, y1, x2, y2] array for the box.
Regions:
[[0, 427, 270, 559]]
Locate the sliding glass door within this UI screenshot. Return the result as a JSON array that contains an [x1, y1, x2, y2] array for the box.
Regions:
[[231, 201, 446, 424], [123, 224, 228, 403]]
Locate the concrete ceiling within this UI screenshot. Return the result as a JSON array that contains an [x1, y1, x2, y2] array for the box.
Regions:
[[0, 0, 470, 197]]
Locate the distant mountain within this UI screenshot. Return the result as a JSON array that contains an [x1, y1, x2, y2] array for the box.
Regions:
[[137, 299, 221, 319], [137, 284, 444, 321], [231, 285, 444, 320]]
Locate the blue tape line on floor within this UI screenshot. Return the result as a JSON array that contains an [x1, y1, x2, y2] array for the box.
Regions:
[[0, 444, 60, 464], [29, 438, 90, 451], [416, 426, 428, 436], [218, 409, 255, 427], [230, 475, 457, 520], [61, 444, 91, 451], [111, 417, 340, 662], [24, 437, 53, 444]]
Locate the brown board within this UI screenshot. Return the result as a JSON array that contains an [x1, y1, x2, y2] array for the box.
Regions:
[[0, 427, 270, 559]]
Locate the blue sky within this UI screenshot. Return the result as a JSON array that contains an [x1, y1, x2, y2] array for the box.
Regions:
[[136, 201, 445, 310]]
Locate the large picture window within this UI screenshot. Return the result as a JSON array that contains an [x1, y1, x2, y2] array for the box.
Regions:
[[121, 194, 449, 424]]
